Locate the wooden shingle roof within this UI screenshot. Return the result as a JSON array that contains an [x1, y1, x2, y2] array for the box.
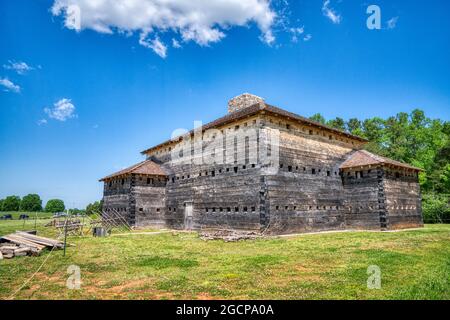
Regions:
[[141, 102, 368, 154], [99, 160, 167, 181], [339, 150, 423, 171]]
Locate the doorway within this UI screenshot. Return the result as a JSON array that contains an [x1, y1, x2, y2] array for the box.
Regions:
[[184, 203, 193, 230]]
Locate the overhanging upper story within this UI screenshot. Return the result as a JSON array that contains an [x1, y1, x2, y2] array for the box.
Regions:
[[140, 93, 368, 160]]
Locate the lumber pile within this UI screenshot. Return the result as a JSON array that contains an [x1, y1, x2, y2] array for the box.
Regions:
[[199, 229, 261, 242], [45, 220, 56, 227], [0, 232, 64, 259]]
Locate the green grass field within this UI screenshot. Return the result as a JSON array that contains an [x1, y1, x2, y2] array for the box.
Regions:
[[0, 219, 448, 300]]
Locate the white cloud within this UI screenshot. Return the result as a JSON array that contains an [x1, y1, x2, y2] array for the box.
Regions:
[[51, 0, 277, 57], [289, 26, 304, 43], [139, 34, 167, 58], [44, 98, 77, 121], [37, 119, 48, 126], [260, 29, 275, 45], [387, 16, 399, 29], [290, 27, 304, 34], [289, 26, 311, 43], [172, 38, 182, 49], [181, 26, 225, 45], [322, 0, 341, 24], [0, 78, 21, 93], [3, 60, 34, 75]]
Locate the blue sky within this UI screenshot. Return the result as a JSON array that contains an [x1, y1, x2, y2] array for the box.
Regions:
[[1, 0, 449, 209]]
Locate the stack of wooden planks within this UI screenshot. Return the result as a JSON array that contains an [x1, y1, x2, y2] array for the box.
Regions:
[[0, 232, 64, 259]]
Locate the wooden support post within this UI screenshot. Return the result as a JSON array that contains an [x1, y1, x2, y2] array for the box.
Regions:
[[63, 217, 68, 256]]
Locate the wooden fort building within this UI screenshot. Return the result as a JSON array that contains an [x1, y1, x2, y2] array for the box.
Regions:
[[100, 93, 423, 234]]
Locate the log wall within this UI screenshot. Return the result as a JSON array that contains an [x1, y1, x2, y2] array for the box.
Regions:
[[383, 170, 423, 229], [102, 176, 133, 224], [160, 116, 263, 230], [133, 174, 167, 228], [102, 112, 423, 233], [262, 117, 354, 234], [342, 168, 385, 230]]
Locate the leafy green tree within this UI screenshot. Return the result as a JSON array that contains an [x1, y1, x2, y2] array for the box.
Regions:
[[68, 208, 86, 215], [20, 194, 43, 212], [384, 112, 410, 161], [327, 117, 346, 131], [309, 113, 326, 124], [426, 139, 450, 193], [347, 118, 363, 135], [0, 199, 4, 211], [2, 196, 21, 211], [440, 164, 450, 193], [307, 109, 450, 197], [45, 199, 65, 213], [362, 117, 388, 156], [443, 121, 450, 136], [86, 201, 102, 216], [362, 117, 385, 141], [422, 194, 450, 223]]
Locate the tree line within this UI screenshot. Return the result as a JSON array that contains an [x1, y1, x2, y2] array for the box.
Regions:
[[0, 194, 101, 215], [310, 108, 450, 223]]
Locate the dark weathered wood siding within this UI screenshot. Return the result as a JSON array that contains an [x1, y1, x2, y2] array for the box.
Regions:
[[160, 117, 263, 230], [102, 176, 132, 224], [102, 113, 423, 233], [383, 170, 423, 229], [342, 169, 385, 230], [133, 175, 167, 228], [262, 118, 353, 234]]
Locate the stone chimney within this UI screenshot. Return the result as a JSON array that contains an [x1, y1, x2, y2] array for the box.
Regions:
[[228, 93, 265, 113]]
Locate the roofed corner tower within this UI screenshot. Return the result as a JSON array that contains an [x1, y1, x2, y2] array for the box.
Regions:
[[228, 93, 265, 113]]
